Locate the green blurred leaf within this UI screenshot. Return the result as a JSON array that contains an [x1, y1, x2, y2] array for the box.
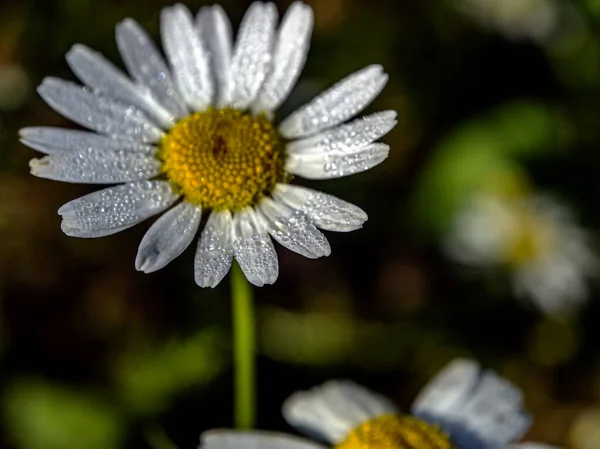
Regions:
[[489, 101, 572, 155], [260, 307, 355, 365], [114, 329, 226, 415], [411, 101, 572, 232], [259, 306, 446, 369], [3, 379, 125, 449]]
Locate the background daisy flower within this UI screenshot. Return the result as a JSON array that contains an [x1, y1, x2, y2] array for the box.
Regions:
[[456, 0, 560, 43], [445, 187, 597, 316], [199, 358, 559, 449], [20, 1, 395, 288]]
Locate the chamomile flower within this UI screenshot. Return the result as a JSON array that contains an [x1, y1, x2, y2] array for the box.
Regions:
[[200, 359, 559, 449], [445, 190, 596, 316], [20, 2, 395, 287], [456, 0, 559, 43]]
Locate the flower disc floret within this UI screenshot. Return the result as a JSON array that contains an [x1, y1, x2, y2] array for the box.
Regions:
[[335, 415, 455, 449], [159, 108, 287, 211]]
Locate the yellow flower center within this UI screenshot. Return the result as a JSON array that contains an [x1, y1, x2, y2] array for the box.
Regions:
[[335, 414, 456, 449], [504, 208, 553, 266], [158, 108, 287, 211]]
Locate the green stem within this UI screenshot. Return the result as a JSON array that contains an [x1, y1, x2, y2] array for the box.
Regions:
[[230, 262, 256, 429]]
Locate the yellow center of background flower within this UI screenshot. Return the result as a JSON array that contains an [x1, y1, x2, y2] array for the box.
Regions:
[[335, 414, 455, 449], [159, 108, 287, 211], [482, 169, 553, 267], [504, 209, 552, 266]]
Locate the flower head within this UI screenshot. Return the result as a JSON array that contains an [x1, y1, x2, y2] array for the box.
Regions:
[[199, 359, 559, 449], [445, 187, 597, 315], [456, 0, 560, 43], [21, 2, 395, 287]]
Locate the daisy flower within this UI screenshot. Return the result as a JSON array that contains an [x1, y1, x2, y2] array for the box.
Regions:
[[456, 0, 559, 43], [200, 358, 559, 449], [20, 2, 395, 287], [445, 190, 596, 316]]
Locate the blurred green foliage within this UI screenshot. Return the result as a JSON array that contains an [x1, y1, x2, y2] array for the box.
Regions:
[[412, 101, 572, 232], [3, 379, 125, 449], [115, 329, 227, 415]]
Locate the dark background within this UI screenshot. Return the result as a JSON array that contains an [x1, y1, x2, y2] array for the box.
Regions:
[[1, 0, 599, 448]]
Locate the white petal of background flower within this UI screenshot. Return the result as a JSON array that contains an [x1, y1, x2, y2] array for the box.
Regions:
[[37, 78, 163, 143], [58, 181, 179, 236], [161, 4, 213, 111], [511, 444, 562, 449], [232, 208, 279, 287], [228, 2, 278, 110], [252, 1, 313, 114], [257, 197, 331, 259], [195, 210, 234, 288], [66, 44, 174, 128], [413, 359, 530, 447], [29, 149, 160, 184], [19, 127, 156, 155], [196, 4, 233, 107], [201, 430, 327, 449], [136, 201, 202, 273], [411, 359, 480, 417], [444, 195, 516, 266], [282, 380, 398, 444], [273, 184, 367, 232], [116, 18, 188, 118], [285, 142, 389, 179], [279, 65, 388, 139], [286, 111, 397, 156], [514, 255, 589, 315], [455, 371, 531, 445]]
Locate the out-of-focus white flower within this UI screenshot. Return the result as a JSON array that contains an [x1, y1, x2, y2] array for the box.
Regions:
[[457, 0, 559, 43], [20, 2, 396, 288], [445, 189, 596, 315], [199, 359, 560, 449]]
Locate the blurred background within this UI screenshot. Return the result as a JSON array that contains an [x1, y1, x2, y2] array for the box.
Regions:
[[1, 0, 600, 448]]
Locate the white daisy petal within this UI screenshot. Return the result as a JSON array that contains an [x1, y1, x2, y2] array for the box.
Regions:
[[136, 201, 202, 273], [252, 1, 313, 113], [413, 359, 531, 447], [66, 44, 174, 127], [195, 210, 234, 288], [231, 208, 278, 287], [511, 444, 561, 449], [37, 78, 163, 143], [19, 127, 155, 155], [58, 181, 179, 236], [286, 111, 397, 156], [273, 184, 367, 232], [411, 359, 480, 417], [279, 65, 389, 139], [514, 254, 589, 316], [283, 380, 397, 444], [228, 2, 278, 109], [456, 371, 531, 445], [161, 4, 213, 110], [201, 430, 327, 449], [257, 197, 330, 259], [61, 221, 137, 238], [285, 143, 389, 180], [29, 150, 160, 184], [196, 4, 233, 107], [116, 18, 188, 118]]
